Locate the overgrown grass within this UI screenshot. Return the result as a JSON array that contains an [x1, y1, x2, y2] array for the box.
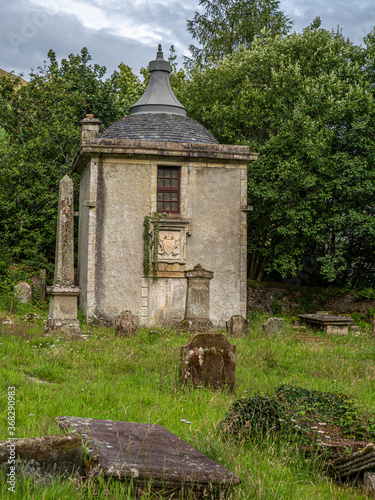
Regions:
[[1, 305, 374, 498]]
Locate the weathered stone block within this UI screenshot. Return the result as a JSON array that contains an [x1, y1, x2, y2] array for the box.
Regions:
[[226, 315, 249, 337], [115, 310, 139, 336], [262, 317, 285, 336], [0, 434, 82, 479], [180, 333, 236, 391], [14, 281, 32, 304]]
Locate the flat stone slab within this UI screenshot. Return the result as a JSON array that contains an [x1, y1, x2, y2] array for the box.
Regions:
[[298, 314, 354, 335], [58, 416, 240, 493]]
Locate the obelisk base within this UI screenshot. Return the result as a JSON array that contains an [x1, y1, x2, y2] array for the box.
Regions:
[[45, 286, 81, 334]]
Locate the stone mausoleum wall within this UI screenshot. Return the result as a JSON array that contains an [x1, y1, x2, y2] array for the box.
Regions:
[[76, 140, 252, 328]]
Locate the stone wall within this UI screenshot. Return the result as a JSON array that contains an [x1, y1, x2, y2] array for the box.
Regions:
[[247, 280, 375, 318], [76, 140, 251, 328]]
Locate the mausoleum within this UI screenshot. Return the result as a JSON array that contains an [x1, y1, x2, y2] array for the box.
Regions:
[[74, 46, 255, 327]]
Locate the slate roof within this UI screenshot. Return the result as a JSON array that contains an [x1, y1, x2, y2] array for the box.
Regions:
[[100, 113, 219, 145]]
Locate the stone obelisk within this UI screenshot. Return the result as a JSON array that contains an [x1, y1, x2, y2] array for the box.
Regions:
[[45, 175, 81, 333]]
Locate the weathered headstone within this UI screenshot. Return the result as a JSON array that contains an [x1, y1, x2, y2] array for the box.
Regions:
[[262, 317, 286, 336], [115, 310, 139, 336], [226, 315, 249, 337], [58, 416, 240, 494], [179, 264, 214, 332], [180, 333, 236, 391], [45, 175, 81, 334], [0, 434, 82, 479], [14, 281, 32, 304]]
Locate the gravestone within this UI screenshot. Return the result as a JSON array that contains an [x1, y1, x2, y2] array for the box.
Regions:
[[115, 311, 139, 336], [180, 333, 236, 391], [45, 175, 81, 334], [179, 265, 214, 332], [226, 315, 249, 337], [58, 416, 240, 495], [14, 281, 32, 304], [262, 317, 285, 336]]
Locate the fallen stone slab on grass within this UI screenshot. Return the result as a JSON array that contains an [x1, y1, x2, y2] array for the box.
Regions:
[[58, 416, 240, 494], [0, 434, 82, 479]]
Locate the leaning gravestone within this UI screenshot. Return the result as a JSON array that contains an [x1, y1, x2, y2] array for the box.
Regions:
[[58, 416, 240, 495], [262, 317, 285, 336], [14, 281, 32, 304], [115, 310, 139, 336], [180, 333, 236, 391], [226, 315, 249, 337]]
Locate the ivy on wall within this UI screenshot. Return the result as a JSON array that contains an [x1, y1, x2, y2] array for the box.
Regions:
[[143, 212, 163, 281]]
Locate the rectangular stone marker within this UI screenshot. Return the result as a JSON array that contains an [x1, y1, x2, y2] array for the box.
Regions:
[[298, 313, 354, 335], [58, 416, 240, 494], [45, 175, 80, 334], [180, 264, 214, 332]]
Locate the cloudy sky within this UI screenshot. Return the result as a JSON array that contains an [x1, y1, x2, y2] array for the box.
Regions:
[[1, 0, 374, 80]]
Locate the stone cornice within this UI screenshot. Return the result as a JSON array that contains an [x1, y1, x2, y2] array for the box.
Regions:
[[72, 139, 257, 174]]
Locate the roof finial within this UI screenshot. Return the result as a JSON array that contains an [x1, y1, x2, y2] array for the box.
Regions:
[[157, 44, 163, 59]]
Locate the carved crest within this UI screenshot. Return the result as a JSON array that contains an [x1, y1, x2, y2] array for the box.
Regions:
[[158, 232, 180, 257]]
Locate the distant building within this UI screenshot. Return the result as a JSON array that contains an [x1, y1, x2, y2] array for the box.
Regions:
[[0, 69, 27, 86], [74, 46, 256, 328]]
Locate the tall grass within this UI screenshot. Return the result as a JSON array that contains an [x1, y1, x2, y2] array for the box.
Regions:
[[0, 305, 374, 498]]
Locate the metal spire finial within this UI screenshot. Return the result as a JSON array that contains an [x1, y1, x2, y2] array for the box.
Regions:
[[130, 45, 186, 116]]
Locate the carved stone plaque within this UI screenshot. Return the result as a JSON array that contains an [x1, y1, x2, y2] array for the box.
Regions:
[[156, 220, 189, 264], [158, 231, 181, 259]]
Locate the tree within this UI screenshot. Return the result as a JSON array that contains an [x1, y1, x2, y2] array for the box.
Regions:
[[186, 0, 292, 66], [177, 23, 375, 287], [0, 48, 141, 272]]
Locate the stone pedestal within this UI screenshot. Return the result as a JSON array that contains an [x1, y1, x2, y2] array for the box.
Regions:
[[180, 264, 214, 332], [45, 286, 81, 333], [45, 175, 80, 334]]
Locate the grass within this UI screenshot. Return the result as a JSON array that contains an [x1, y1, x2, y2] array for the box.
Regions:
[[1, 303, 375, 498]]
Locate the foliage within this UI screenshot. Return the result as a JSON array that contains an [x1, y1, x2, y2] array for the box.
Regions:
[[353, 288, 375, 301], [223, 385, 375, 445], [0, 48, 141, 272], [143, 212, 163, 280], [186, 0, 292, 66], [109, 61, 146, 117], [178, 22, 375, 286]]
